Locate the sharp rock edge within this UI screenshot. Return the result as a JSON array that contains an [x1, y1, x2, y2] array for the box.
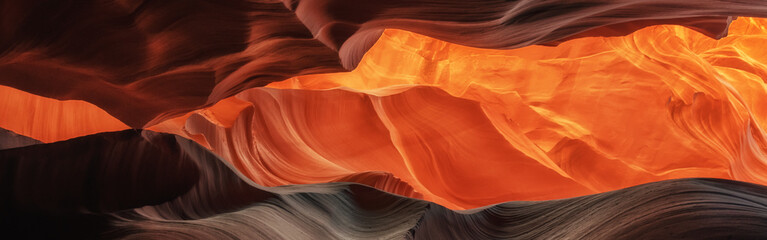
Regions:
[[1, 130, 767, 239], [0, 127, 42, 150]]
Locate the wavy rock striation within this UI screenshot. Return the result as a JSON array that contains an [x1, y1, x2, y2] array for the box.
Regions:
[[241, 17, 767, 208], [154, 86, 595, 209], [4, 0, 767, 126], [2, 16, 747, 209], [1, 130, 767, 239]]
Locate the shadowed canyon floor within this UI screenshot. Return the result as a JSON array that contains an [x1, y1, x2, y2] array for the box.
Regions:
[[2, 131, 767, 239]]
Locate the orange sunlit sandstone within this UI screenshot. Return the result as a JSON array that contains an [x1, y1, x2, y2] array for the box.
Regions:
[[0, 85, 129, 143], [146, 17, 767, 209], [3, 16, 767, 209], [10, 1, 767, 238]]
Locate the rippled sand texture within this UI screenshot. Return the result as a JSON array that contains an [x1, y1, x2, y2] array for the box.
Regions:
[[149, 18, 767, 209], [3, 131, 767, 239], [4, 0, 767, 127]]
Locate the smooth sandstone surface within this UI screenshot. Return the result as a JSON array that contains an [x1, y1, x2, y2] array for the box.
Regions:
[[4, 2, 767, 237], [0, 85, 129, 143], [4, 13, 767, 209], [149, 18, 767, 208]]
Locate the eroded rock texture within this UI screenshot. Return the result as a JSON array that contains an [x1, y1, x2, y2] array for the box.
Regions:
[[3, 0, 767, 127], [1, 131, 766, 239], [6, 1, 767, 238], [147, 17, 767, 209], [154, 87, 593, 209]]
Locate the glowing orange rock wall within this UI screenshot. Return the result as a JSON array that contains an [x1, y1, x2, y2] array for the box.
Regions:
[[4, 13, 767, 210], [7, 2, 767, 238], [272, 17, 767, 192], [0, 85, 128, 143], [150, 17, 767, 209]]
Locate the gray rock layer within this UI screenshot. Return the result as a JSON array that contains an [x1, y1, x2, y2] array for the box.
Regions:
[[1, 130, 766, 239], [0, 128, 41, 150]]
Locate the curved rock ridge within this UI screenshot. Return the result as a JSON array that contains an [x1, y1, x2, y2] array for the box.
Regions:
[[157, 81, 766, 209], [4, 0, 767, 127], [2, 130, 767, 239], [225, 17, 767, 207], [154, 86, 595, 209], [0, 84, 422, 200], [3, 16, 767, 209]]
